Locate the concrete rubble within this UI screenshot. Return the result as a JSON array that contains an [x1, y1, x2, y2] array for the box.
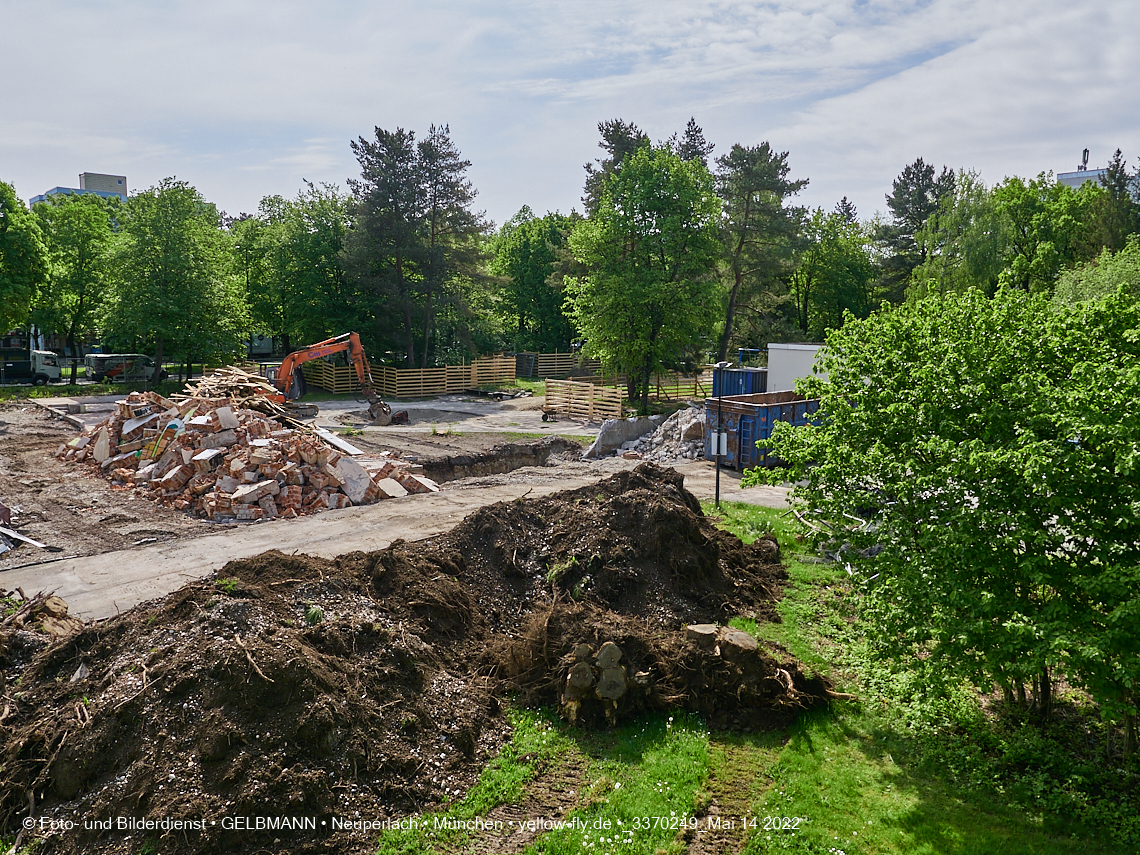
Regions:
[[611, 405, 705, 463], [56, 390, 439, 522]]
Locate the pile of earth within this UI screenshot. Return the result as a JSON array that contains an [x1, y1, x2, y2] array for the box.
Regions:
[[0, 464, 832, 855]]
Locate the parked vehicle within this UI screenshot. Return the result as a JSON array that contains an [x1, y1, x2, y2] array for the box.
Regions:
[[0, 350, 62, 385], [84, 353, 167, 383]]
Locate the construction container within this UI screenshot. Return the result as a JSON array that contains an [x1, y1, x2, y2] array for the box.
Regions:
[[704, 391, 820, 470], [711, 366, 767, 397]]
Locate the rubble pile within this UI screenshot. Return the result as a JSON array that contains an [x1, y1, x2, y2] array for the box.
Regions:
[[56, 390, 438, 522], [615, 405, 705, 462]]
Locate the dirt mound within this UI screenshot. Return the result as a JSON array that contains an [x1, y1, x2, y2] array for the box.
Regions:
[[1, 463, 829, 855]]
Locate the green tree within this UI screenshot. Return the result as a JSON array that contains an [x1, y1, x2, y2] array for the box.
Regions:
[[1089, 149, 1140, 251], [786, 208, 875, 338], [105, 178, 248, 381], [489, 207, 576, 352], [748, 290, 1140, 745], [714, 142, 807, 359], [992, 173, 1100, 292], [873, 158, 954, 302], [344, 124, 486, 367], [1052, 236, 1140, 305], [0, 181, 48, 333], [581, 119, 651, 216], [565, 146, 721, 413], [32, 193, 119, 381], [236, 183, 359, 354], [910, 170, 1005, 297]]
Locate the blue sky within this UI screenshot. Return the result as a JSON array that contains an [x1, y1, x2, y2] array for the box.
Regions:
[[2, 0, 1137, 226]]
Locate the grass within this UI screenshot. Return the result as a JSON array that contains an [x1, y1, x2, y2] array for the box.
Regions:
[[703, 500, 1138, 855], [368, 500, 1136, 853]]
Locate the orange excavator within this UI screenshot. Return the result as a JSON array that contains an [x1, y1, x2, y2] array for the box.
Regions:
[[270, 332, 398, 425]]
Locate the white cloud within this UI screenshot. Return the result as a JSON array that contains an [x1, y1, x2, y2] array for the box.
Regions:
[[1, 0, 1135, 224]]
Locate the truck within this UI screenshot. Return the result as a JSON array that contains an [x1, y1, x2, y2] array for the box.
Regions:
[[84, 353, 168, 384], [0, 349, 63, 386]]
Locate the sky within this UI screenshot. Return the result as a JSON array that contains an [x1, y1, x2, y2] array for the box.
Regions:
[[2, 0, 1137, 227]]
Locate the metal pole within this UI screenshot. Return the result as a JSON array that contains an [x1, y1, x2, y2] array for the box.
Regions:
[[715, 393, 722, 508], [713, 361, 732, 509]]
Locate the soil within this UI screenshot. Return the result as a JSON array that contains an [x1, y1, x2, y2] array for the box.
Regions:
[[0, 398, 589, 573], [0, 402, 205, 571], [1, 464, 829, 855]]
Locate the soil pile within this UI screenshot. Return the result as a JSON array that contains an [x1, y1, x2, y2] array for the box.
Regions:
[[1, 464, 830, 855]]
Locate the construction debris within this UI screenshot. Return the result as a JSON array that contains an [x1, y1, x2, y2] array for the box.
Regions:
[[610, 405, 705, 463], [56, 387, 439, 522]]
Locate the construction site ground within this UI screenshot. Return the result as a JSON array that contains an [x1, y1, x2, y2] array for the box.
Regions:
[[1, 394, 787, 621]]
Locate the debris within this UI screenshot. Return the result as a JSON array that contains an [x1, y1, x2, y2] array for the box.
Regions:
[[0, 590, 84, 637], [0, 526, 47, 549], [56, 384, 439, 522], [608, 405, 705, 464]]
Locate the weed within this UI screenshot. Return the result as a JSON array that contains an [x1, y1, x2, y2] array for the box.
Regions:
[[339, 428, 363, 437], [215, 577, 240, 595], [304, 603, 324, 626], [546, 556, 577, 586]]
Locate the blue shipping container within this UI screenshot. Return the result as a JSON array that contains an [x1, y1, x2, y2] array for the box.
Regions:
[[711, 366, 767, 397], [704, 391, 819, 470]]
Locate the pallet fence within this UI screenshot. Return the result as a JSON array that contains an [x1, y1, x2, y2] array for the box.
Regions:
[[302, 355, 516, 398], [544, 379, 623, 421]]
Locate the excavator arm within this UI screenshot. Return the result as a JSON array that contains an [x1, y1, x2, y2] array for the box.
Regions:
[[273, 333, 393, 425]]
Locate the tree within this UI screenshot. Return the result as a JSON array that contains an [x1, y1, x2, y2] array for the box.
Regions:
[[873, 158, 954, 302], [910, 170, 1005, 298], [489, 206, 577, 352], [991, 173, 1099, 292], [714, 142, 807, 360], [1052, 236, 1140, 305], [581, 119, 650, 216], [786, 208, 875, 338], [104, 178, 248, 381], [344, 124, 486, 367], [667, 117, 715, 167], [0, 181, 48, 333], [565, 146, 722, 413], [32, 193, 118, 381], [237, 183, 359, 354], [1089, 149, 1140, 251], [748, 290, 1140, 744]]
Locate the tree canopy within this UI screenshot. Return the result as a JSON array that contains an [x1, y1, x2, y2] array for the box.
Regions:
[[565, 146, 721, 412], [32, 192, 119, 380], [749, 290, 1140, 740], [0, 181, 48, 333], [103, 178, 248, 380], [344, 124, 486, 367], [489, 207, 576, 352]]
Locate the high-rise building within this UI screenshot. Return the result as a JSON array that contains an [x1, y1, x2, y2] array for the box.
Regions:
[[30, 173, 128, 205]]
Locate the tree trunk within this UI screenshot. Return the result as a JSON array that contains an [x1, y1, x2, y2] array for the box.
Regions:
[[1125, 713, 1137, 758], [152, 336, 165, 385], [1016, 679, 1026, 708], [402, 302, 416, 367], [718, 266, 744, 363], [1038, 667, 1052, 720], [67, 327, 79, 385], [421, 292, 433, 371]]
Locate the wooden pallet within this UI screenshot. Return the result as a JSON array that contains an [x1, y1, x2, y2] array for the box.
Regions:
[[544, 379, 623, 421]]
